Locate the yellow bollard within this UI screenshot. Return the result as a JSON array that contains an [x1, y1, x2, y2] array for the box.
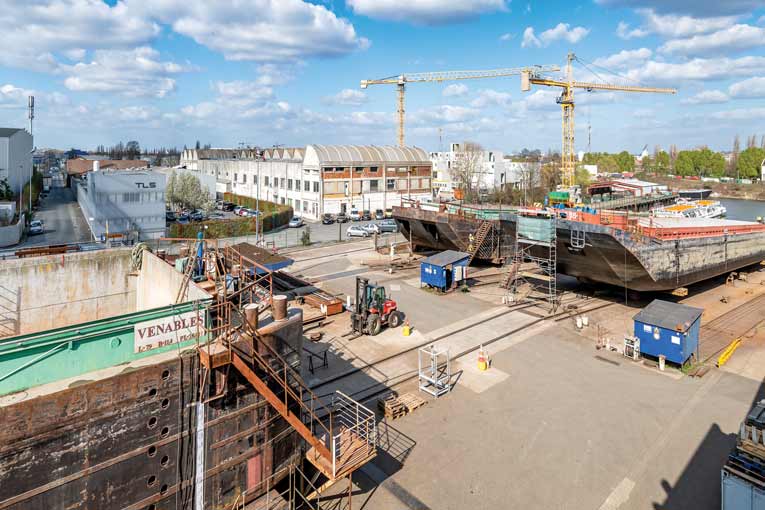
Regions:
[[402, 320, 411, 336], [477, 346, 488, 371]]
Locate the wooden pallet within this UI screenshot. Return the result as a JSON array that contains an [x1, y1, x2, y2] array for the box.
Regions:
[[377, 392, 427, 420]]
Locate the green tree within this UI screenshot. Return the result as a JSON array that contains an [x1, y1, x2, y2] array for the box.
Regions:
[[615, 151, 635, 173], [654, 151, 670, 173], [737, 147, 765, 179], [599, 155, 619, 174], [574, 166, 591, 188], [675, 151, 695, 176]]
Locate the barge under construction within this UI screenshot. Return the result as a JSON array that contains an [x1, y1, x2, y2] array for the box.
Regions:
[[393, 203, 765, 292]]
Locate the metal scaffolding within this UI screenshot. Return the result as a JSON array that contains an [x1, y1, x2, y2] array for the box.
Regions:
[[505, 213, 558, 313], [418, 346, 451, 397]]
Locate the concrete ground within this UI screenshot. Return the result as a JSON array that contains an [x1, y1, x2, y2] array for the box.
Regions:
[[289, 243, 765, 510], [19, 186, 91, 248]]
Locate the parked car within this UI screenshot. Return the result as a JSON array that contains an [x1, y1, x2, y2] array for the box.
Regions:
[[288, 216, 304, 228], [243, 208, 261, 217], [222, 201, 236, 211], [165, 210, 176, 222], [349, 209, 362, 221], [385, 208, 393, 218], [362, 210, 372, 221], [361, 223, 380, 234], [215, 201, 225, 211], [378, 219, 398, 233], [322, 213, 335, 225], [28, 220, 43, 235], [374, 209, 385, 220], [234, 206, 245, 216], [176, 213, 190, 224], [336, 212, 349, 223], [190, 210, 206, 222], [346, 225, 370, 238]]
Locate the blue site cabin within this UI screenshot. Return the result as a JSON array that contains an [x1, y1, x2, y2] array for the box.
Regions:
[[420, 250, 470, 292], [633, 299, 703, 365]]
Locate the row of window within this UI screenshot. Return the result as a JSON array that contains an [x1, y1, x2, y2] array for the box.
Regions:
[[322, 178, 430, 194], [95, 191, 165, 204], [234, 174, 320, 193]]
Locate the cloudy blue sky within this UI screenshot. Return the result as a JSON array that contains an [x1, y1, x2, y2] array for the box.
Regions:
[[1, 0, 764, 154]]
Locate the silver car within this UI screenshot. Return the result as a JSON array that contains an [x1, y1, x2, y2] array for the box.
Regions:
[[346, 225, 370, 238]]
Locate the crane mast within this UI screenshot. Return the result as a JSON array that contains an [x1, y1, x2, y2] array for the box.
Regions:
[[361, 64, 560, 147], [524, 53, 676, 189]]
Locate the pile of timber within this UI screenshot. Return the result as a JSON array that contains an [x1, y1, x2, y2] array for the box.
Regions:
[[724, 400, 765, 487], [377, 392, 427, 420]]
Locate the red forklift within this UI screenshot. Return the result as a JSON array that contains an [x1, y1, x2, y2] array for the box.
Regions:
[[350, 276, 403, 336]]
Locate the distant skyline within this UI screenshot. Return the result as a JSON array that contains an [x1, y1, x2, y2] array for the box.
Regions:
[[2, 0, 765, 154]]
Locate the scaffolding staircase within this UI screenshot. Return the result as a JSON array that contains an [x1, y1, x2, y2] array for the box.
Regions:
[[199, 303, 377, 484], [506, 214, 558, 312], [468, 220, 497, 265]]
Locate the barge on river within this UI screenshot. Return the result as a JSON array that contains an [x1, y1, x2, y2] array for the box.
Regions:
[[393, 202, 765, 292]]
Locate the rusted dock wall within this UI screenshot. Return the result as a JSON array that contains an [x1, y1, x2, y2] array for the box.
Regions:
[[0, 349, 300, 510]]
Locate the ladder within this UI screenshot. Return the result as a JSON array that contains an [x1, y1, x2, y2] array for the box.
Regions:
[[468, 220, 494, 265], [201, 304, 377, 482]]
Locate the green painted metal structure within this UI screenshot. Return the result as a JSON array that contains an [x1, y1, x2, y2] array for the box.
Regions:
[[0, 300, 210, 397]]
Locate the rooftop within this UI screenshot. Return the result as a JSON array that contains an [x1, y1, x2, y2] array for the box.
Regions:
[[0, 127, 26, 138], [305, 145, 430, 166], [66, 158, 149, 175], [632, 299, 703, 332]]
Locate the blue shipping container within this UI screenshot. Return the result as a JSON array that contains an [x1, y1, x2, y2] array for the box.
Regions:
[[633, 299, 703, 365]]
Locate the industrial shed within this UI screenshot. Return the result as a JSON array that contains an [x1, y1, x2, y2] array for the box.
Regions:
[[420, 250, 470, 292], [633, 299, 703, 365]]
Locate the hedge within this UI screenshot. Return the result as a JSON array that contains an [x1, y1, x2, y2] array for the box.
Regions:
[[223, 192, 284, 214], [168, 203, 293, 239]]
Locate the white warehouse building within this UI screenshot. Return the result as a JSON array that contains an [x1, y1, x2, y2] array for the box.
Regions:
[[76, 168, 167, 241], [0, 128, 33, 199], [180, 145, 433, 221]]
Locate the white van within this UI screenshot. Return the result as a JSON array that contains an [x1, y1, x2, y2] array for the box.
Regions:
[[349, 209, 362, 221]]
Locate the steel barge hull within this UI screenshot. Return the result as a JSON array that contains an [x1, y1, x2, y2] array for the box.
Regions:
[[393, 205, 765, 292]]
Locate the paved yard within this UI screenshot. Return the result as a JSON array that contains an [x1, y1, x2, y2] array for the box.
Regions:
[[317, 324, 763, 510]]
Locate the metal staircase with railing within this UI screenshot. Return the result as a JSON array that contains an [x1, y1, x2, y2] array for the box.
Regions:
[[199, 302, 377, 487], [468, 220, 497, 265]]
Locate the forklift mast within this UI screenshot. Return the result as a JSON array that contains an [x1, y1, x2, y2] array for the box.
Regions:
[[355, 277, 369, 317]]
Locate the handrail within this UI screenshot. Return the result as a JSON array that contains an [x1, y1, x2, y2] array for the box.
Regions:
[[231, 305, 334, 445]]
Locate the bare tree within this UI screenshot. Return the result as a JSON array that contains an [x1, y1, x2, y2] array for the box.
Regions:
[[730, 134, 741, 176], [451, 141, 484, 202], [747, 135, 757, 149], [669, 144, 678, 171]]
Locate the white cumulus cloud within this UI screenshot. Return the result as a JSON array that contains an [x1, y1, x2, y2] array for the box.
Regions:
[[625, 56, 765, 84], [0, 0, 158, 72], [616, 21, 648, 39], [660, 24, 765, 56], [443, 84, 469, 97], [62, 47, 191, 98], [346, 0, 508, 25], [134, 0, 369, 62], [470, 89, 512, 108], [593, 48, 652, 69], [728, 77, 765, 98], [522, 23, 590, 48], [680, 90, 730, 104], [322, 89, 367, 106]]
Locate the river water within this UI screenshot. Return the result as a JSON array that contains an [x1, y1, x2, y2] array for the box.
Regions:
[[719, 198, 765, 221]]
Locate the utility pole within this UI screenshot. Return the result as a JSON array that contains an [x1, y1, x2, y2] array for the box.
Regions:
[[28, 96, 34, 216]]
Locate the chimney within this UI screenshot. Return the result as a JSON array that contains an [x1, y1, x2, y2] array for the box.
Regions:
[[93, 160, 100, 172]]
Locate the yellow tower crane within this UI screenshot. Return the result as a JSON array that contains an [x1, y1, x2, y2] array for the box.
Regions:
[[522, 53, 676, 188], [361, 64, 560, 147]]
